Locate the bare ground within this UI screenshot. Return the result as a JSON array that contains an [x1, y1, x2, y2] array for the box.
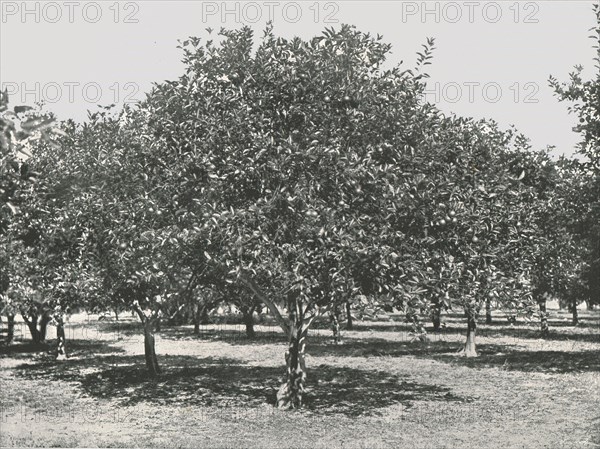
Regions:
[[1, 308, 599, 448]]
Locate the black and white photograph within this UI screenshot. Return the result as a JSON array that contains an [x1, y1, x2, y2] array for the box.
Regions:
[[1, 1, 599, 447]]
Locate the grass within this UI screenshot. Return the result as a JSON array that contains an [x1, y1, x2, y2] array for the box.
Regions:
[[1, 308, 599, 448]]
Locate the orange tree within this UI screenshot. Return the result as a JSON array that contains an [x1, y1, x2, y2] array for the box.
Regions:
[[1, 113, 119, 348], [380, 117, 546, 356], [140, 25, 438, 407], [549, 2, 600, 310], [139, 24, 553, 407], [0, 92, 60, 342], [53, 109, 218, 376], [508, 149, 589, 330], [3, 107, 206, 372]]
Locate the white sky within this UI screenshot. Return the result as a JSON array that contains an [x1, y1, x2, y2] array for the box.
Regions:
[[1, 1, 597, 158]]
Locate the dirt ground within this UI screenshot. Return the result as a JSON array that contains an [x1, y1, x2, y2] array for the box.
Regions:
[[1, 308, 599, 448]]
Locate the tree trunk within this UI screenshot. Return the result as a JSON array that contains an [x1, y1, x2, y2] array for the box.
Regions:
[[6, 313, 15, 344], [55, 315, 68, 360], [23, 313, 43, 344], [463, 314, 478, 357], [345, 301, 353, 330], [200, 307, 210, 324], [330, 305, 341, 344], [143, 320, 160, 377], [193, 303, 201, 335], [485, 298, 492, 324], [192, 303, 200, 335], [572, 298, 579, 326], [155, 318, 161, 332], [431, 306, 441, 332], [39, 312, 51, 342], [114, 309, 119, 321], [538, 296, 549, 336], [26, 321, 41, 343], [277, 301, 308, 409], [242, 306, 255, 338], [277, 327, 307, 409]]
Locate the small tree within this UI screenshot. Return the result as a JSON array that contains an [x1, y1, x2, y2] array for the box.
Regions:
[[1, 94, 60, 345], [383, 119, 545, 356], [33, 109, 201, 374], [549, 3, 600, 310]]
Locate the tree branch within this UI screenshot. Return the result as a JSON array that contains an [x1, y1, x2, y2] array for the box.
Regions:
[[132, 301, 147, 324], [239, 274, 290, 336], [301, 309, 321, 334], [168, 303, 186, 321]]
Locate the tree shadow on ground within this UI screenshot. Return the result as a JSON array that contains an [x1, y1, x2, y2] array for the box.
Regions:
[[345, 318, 599, 334], [344, 322, 415, 333], [1, 342, 50, 357], [543, 320, 599, 329], [158, 325, 288, 345], [432, 347, 600, 374], [308, 337, 600, 374], [11, 347, 468, 417], [10, 340, 127, 383], [1, 340, 125, 361], [478, 318, 600, 329], [477, 326, 600, 344], [307, 365, 467, 416], [323, 315, 599, 345], [308, 338, 464, 358]]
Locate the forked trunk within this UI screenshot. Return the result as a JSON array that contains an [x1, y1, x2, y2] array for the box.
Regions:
[[539, 297, 549, 336], [240, 279, 309, 409], [277, 298, 308, 409], [55, 315, 68, 360], [277, 311, 308, 409], [143, 320, 160, 376], [23, 312, 49, 344], [345, 301, 353, 330], [26, 320, 41, 343], [463, 315, 478, 357]]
